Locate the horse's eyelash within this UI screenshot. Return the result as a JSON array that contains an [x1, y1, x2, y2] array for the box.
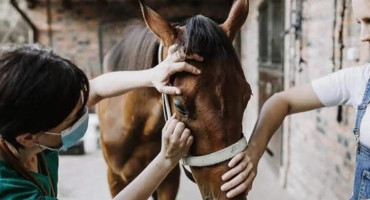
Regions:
[[174, 101, 188, 115]]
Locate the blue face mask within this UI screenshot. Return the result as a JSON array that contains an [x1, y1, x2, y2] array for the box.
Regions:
[[38, 107, 89, 151]]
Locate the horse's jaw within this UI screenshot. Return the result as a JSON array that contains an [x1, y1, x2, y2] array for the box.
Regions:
[[191, 164, 247, 200]]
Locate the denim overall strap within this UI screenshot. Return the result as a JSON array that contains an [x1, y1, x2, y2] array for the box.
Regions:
[[351, 78, 370, 200], [353, 79, 370, 143]]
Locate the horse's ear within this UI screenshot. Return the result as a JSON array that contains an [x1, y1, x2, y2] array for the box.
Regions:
[[139, 0, 177, 46], [220, 0, 249, 41]]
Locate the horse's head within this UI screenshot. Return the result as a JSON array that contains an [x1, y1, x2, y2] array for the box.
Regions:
[[140, 1, 251, 199]]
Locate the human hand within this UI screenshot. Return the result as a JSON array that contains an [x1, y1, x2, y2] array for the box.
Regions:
[[220, 148, 259, 198], [160, 114, 194, 165], [151, 45, 203, 95]]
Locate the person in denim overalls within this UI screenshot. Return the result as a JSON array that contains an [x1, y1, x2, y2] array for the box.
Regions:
[[220, 0, 370, 199], [351, 79, 370, 200]]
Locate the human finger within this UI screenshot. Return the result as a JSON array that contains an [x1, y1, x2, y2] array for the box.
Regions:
[[172, 122, 186, 140], [228, 152, 245, 168], [163, 114, 176, 131], [171, 62, 201, 75], [220, 162, 253, 191], [226, 172, 256, 198], [185, 54, 204, 62], [158, 86, 181, 95], [169, 49, 186, 62], [222, 160, 248, 181], [179, 128, 191, 143], [165, 118, 179, 138], [167, 44, 178, 55], [185, 135, 194, 148]]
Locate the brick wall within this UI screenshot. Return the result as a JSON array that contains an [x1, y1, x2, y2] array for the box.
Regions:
[[24, 1, 103, 77], [0, 0, 234, 79], [0, 1, 102, 77], [241, 0, 370, 199]]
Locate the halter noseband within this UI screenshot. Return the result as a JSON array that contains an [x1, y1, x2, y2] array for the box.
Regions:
[[158, 42, 248, 167]]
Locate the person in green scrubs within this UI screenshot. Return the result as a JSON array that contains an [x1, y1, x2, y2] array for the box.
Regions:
[[0, 44, 202, 200]]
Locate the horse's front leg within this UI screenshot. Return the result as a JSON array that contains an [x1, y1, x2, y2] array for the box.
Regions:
[[156, 164, 180, 200], [107, 167, 127, 197]]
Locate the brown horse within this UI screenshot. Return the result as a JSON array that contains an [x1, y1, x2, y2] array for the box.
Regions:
[[97, 0, 251, 199]]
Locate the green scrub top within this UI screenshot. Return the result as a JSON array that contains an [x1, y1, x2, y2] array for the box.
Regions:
[[0, 150, 59, 200]]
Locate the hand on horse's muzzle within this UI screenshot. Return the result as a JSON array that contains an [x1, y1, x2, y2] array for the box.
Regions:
[[151, 45, 202, 95], [159, 114, 194, 166], [220, 150, 258, 198]]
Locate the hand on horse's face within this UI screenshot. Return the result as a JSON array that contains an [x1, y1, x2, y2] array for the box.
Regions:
[[160, 114, 193, 166], [150, 45, 203, 95], [220, 148, 259, 198]]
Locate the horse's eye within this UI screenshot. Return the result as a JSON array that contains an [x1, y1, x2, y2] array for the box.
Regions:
[[174, 100, 188, 117]]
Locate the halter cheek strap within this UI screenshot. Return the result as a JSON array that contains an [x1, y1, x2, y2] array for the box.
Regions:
[[158, 42, 248, 167]]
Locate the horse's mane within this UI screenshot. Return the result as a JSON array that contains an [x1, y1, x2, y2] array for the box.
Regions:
[[103, 19, 158, 72]]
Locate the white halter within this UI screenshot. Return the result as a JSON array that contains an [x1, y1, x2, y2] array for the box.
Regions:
[[158, 42, 248, 167]]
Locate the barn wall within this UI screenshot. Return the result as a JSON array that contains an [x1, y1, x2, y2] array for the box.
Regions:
[[241, 0, 370, 199], [241, 0, 261, 137], [0, 1, 33, 44], [25, 1, 103, 77], [0, 0, 235, 79], [0, 1, 102, 77]]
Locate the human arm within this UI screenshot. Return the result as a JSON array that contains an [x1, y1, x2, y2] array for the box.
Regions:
[[87, 45, 202, 107], [221, 65, 368, 198], [220, 84, 324, 198], [112, 115, 193, 200]]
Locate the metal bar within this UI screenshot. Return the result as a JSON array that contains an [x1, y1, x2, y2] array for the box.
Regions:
[[46, 0, 53, 46], [10, 0, 38, 42], [98, 23, 104, 74]]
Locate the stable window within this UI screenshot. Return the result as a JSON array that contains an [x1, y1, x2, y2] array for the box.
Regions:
[[259, 0, 284, 69]]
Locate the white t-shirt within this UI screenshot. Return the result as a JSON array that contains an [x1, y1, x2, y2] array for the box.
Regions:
[[311, 63, 370, 147]]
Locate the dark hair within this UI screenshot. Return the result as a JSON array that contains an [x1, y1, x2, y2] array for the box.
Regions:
[[177, 15, 245, 77], [179, 15, 237, 61], [0, 44, 89, 148]]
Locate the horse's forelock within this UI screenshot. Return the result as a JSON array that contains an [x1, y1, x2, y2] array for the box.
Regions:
[[178, 15, 237, 62]]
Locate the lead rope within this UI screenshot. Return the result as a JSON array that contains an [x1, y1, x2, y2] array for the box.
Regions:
[[158, 43, 196, 183]]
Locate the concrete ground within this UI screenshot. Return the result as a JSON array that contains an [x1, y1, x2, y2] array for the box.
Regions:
[[58, 150, 293, 200]]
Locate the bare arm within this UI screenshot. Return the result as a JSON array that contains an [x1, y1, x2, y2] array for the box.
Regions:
[[112, 115, 193, 200], [87, 69, 156, 106], [112, 153, 174, 200], [221, 83, 324, 198], [247, 83, 324, 159], [87, 45, 202, 107]]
